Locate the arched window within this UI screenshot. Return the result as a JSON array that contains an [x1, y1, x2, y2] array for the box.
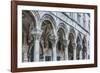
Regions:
[[76, 33, 82, 60], [57, 28, 65, 61], [68, 28, 75, 60], [40, 20, 54, 61]]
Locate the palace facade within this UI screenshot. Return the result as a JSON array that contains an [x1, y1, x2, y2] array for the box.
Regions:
[[22, 10, 90, 62]]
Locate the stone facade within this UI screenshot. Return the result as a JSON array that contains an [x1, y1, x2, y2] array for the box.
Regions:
[[22, 10, 90, 62]]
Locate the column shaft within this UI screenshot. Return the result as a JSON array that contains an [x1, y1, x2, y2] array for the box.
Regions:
[[34, 39, 40, 61], [65, 40, 69, 60], [23, 45, 28, 62], [79, 50, 82, 59], [73, 47, 77, 60], [53, 43, 57, 61], [24, 53, 28, 62]]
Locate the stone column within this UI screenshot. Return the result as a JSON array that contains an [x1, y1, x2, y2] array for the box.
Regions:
[[22, 33, 29, 62], [23, 44, 28, 62], [73, 42, 77, 60], [73, 47, 77, 60], [86, 41, 89, 59], [34, 39, 40, 61], [50, 34, 57, 61], [27, 43, 34, 62], [86, 47, 88, 59], [52, 41, 57, 61], [78, 43, 82, 60], [64, 39, 69, 60], [79, 50, 82, 59], [31, 28, 42, 62]]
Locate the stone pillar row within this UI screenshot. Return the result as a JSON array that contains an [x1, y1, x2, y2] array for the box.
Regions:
[[23, 40, 87, 61], [23, 30, 88, 62]]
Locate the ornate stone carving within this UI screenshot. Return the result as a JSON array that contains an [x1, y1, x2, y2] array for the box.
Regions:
[[31, 28, 43, 40]]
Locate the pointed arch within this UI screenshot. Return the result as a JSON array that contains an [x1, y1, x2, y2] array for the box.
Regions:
[[40, 14, 56, 33], [68, 28, 76, 60], [76, 32, 82, 60], [68, 28, 76, 42], [57, 27, 66, 60], [40, 14, 56, 61]]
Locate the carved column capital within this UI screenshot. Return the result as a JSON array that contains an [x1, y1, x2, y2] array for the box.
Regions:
[[49, 34, 57, 46], [31, 28, 42, 40]]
